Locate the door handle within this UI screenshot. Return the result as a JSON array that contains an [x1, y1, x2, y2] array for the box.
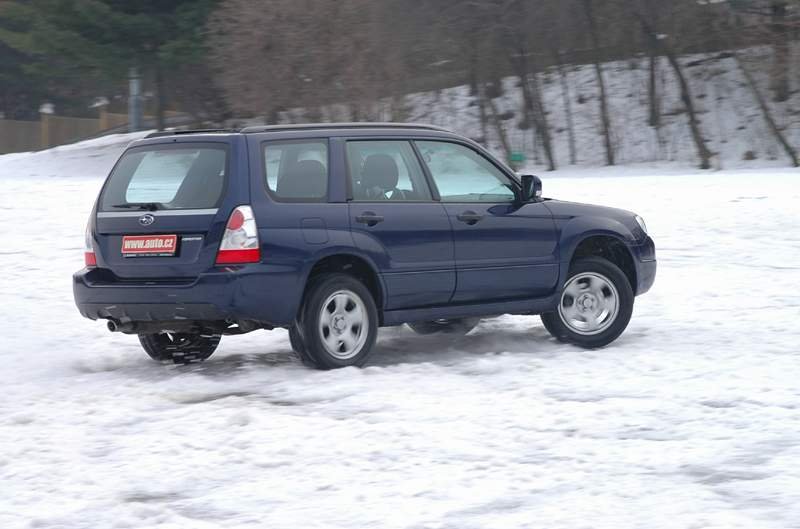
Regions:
[[456, 211, 484, 225], [355, 212, 384, 226]]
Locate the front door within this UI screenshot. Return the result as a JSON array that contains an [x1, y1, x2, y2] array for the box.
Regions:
[[346, 140, 455, 310], [416, 140, 559, 303]]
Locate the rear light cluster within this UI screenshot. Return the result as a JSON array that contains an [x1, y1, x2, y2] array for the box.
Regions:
[[216, 205, 261, 265], [84, 220, 97, 267]]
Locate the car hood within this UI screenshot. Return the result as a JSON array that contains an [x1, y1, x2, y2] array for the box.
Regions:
[[543, 199, 636, 222], [543, 199, 647, 241]]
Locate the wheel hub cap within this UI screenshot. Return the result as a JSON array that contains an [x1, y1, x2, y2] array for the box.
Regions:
[[332, 315, 347, 334], [318, 290, 369, 360], [558, 272, 620, 336], [577, 293, 597, 311]]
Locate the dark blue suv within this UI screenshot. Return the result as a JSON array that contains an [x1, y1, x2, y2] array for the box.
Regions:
[[74, 123, 656, 369]]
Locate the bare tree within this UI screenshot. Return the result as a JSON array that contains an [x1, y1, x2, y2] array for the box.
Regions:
[[581, 0, 615, 165], [726, 0, 794, 102], [636, 11, 713, 169], [641, 1, 662, 128], [769, 1, 791, 102], [485, 85, 513, 162], [514, 56, 555, 170], [210, 0, 416, 122], [722, 2, 798, 166], [554, 56, 577, 165], [207, 0, 800, 171], [497, 0, 556, 169], [736, 53, 798, 166]]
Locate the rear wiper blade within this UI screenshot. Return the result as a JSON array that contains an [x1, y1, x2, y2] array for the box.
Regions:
[[110, 202, 164, 211]]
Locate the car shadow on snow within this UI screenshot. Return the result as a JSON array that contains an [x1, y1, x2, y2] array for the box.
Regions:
[[367, 323, 557, 367], [203, 319, 558, 373], [75, 319, 561, 380]]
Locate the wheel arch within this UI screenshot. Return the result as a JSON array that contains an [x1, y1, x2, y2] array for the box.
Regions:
[[557, 217, 638, 292], [300, 250, 386, 323], [566, 234, 636, 292]]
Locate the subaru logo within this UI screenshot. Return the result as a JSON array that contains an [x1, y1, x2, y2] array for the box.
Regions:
[[138, 214, 155, 226]]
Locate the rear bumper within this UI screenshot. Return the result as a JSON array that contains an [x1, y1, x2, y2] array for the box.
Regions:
[[631, 236, 657, 296], [73, 264, 303, 327]]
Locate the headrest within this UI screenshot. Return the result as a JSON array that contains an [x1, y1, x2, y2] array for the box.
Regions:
[[276, 159, 327, 198], [361, 154, 399, 191]]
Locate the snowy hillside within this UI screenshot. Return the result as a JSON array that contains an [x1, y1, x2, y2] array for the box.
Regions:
[[275, 48, 800, 171], [425, 51, 799, 169], [1, 137, 799, 528], [8, 47, 800, 173]]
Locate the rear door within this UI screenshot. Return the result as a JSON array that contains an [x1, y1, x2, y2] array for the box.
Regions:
[[94, 140, 246, 279], [247, 137, 351, 296], [416, 140, 559, 303], [345, 139, 455, 310]]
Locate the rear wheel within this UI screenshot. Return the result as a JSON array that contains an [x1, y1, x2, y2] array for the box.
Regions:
[[288, 325, 318, 368], [298, 273, 378, 369], [540, 257, 633, 348], [407, 318, 480, 336], [139, 332, 221, 364]]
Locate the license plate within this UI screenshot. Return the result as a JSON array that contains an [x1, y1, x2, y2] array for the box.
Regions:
[[121, 235, 178, 257]]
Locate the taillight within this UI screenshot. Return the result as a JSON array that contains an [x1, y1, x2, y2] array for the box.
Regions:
[[84, 219, 97, 267], [216, 205, 260, 265]]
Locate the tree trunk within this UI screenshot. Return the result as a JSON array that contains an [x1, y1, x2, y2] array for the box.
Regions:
[[642, 0, 661, 128], [154, 62, 166, 131], [470, 52, 489, 145], [349, 102, 360, 122], [485, 85, 512, 164], [770, 2, 790, 103], [511, 48, 555, 170], [638, 13, 712, 170], [477, 96, 488, 145], [554, 50, 577, 165], [648, 51, 661, 128], [736, 53, 798, 167], [524, 72, 556, 171], [582, 0, 615, 165]]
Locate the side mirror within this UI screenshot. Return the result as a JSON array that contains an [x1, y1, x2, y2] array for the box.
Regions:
[[520, 174, 542, 202]]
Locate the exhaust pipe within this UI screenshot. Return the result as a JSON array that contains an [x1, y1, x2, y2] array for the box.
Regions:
[[107, 319, 137, 333]]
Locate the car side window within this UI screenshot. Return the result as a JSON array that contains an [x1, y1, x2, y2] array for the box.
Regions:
[[416, 141, 516, 203], [347, 140, 432, 201], [263, 140, 328, 201]]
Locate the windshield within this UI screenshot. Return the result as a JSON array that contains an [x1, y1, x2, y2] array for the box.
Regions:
[[99, 144, 228, 211]]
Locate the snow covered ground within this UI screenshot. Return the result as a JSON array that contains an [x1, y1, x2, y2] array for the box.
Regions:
[[1, 137, 799, 529]]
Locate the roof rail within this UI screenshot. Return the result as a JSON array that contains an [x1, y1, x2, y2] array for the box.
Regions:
[[239, 122, 452, 134], [144, 128, 237, 139]]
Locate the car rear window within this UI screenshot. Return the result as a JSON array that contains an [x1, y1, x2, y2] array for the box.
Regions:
[[99, 144, 228, 211]]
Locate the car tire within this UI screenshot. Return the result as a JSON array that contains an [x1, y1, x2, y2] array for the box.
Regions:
[[299, 273, 378, 369], [139, 332, 221, 364], [540, 257, 633, 348], [288, 325, 319, 368], [407, 318, 480, 336], [539, 312, 568, 343]]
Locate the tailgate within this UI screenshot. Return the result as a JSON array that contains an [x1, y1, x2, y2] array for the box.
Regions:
[[95, 209, 223, 279], [94, 142, 232, 279]]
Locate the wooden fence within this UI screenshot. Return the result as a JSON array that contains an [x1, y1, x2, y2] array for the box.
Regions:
[[0, 110, 130, 155]]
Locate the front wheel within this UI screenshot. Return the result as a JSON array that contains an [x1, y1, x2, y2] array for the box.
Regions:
[[298, 273, 378, 369], [540, 257, 633, 348], [139, 332, 221, 364]]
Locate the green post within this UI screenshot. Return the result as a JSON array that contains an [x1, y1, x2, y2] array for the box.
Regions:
[[509, 151, 525, 170]]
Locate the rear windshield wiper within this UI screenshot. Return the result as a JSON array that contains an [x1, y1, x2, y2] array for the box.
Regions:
[[109, 202, 164, 211]]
